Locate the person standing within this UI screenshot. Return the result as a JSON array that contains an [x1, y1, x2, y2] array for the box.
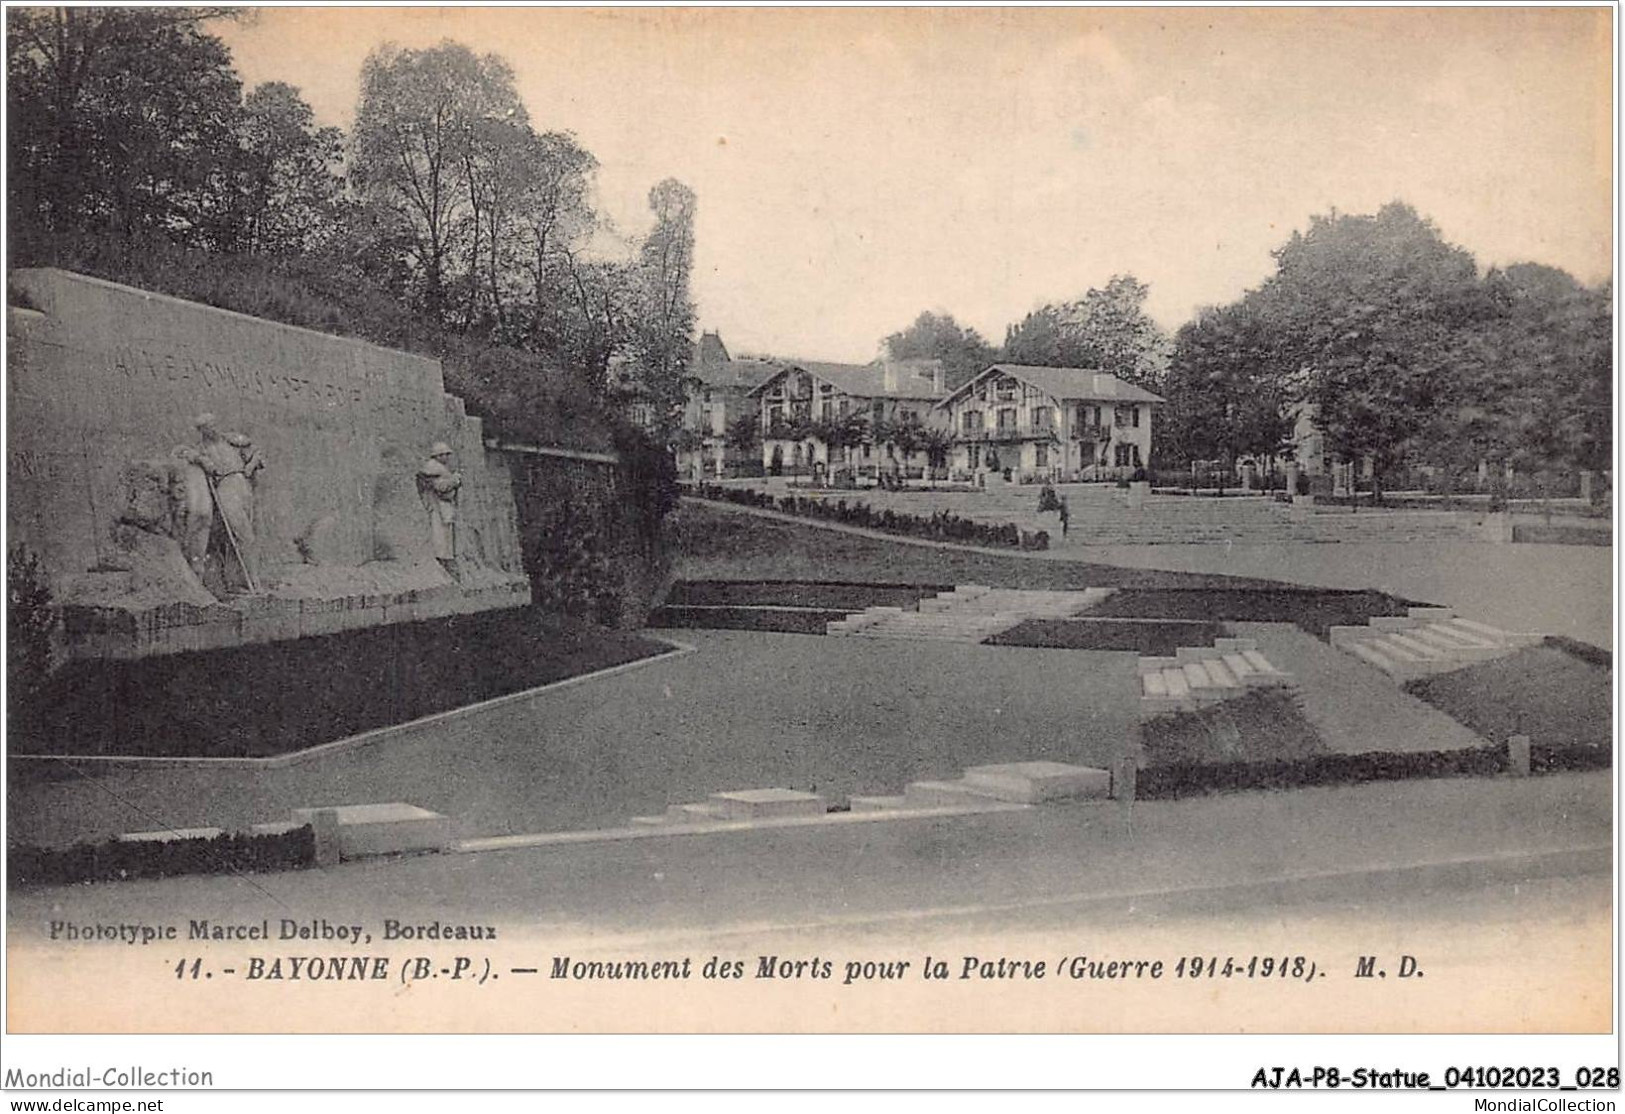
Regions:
[[417, 441, 462, 578], [175, 413, 257, 591], [1059, 495, 1070, 538]]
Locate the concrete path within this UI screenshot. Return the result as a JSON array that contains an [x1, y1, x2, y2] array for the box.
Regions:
[[688, 499, 1610, 649], [8, 771, 1607, 940], [7, 630, 1140, 847], [1235, 622, 1489, 754]]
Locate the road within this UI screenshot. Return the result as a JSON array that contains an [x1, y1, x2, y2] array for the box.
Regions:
[[7, 770, 1610, 1033]]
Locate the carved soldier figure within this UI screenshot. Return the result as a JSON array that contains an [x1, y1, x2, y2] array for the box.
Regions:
[[174, 413, 258, 591], [417, 441, 462, 577]]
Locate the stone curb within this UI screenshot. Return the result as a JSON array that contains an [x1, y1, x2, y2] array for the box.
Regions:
[[8, 635, 697, 771], [456, 799, 1033, 852]]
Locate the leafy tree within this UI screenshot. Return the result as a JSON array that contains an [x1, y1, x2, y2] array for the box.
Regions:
[[1159, 300, 1294, 472], [919, 427, 954, 479], [352, 41, 524, 330], [628, 178, 697, 439], [1255, 202, 1489, 501], [882, 311, 995, 390], [8, 7, 245, 250], [229, 81, 345, 256], [725, 410, 761, 458], [1002, 274, 1171, 388], [1464, 264, 1612, 478]]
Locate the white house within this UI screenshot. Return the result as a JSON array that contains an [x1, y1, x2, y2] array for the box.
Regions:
[[935, 364, 1164, 481], [747, 358, 947, 479]]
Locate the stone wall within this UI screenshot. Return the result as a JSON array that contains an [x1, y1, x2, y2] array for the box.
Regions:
[[7, 268, 531, 658]]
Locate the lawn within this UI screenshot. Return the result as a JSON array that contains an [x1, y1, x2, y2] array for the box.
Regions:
[[671, 501, 1289, 590], [1404, 644, 1613, 751], [11, 608, 673, 760]]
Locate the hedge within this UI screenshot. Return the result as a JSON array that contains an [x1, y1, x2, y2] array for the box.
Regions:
[[665, 579, 950, 610], [9, 826, 315, 888], [691, 484, 1049, 551], [1133, 738, 1608, 800], [1136, 746, 1507, 799], [988, 617, 1228, 655], [647, 605, 849, 635]]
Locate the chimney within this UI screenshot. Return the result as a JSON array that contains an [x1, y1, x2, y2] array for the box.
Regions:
[[883, 361, 897, 392], [931, 362, 944, 394]]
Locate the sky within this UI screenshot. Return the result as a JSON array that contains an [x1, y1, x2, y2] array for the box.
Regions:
[[214, 6, 1613, 363]]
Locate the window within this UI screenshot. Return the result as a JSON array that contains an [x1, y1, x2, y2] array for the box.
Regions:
[[838, 399, 850, 417], [1131, 406, 1141, 429], [968, 444, 981, 469], [996, 378, 1016, 401], [1035, 443, 1049, 468], [1114, 407, 1129, 429], [997, 408, 1017, 430], [1032, 406, 1053, 429], [872, 400, 884, 421], [1115, 443, 1132, 467], [963, 410, 983, 432], [898, 408, 917, 425]]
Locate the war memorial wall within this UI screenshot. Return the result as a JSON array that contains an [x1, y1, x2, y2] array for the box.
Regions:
[[6, 268, 533, 660]]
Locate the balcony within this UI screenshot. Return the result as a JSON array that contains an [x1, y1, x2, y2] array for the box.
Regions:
[[959, 426, 1052, 444], [1073, 423, 1112, 443]]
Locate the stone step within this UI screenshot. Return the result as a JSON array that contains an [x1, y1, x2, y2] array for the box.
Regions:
[[1143, 671, 1169, 697], [1409, 626, 1504, 659], [1215, 637, 1258, 652], [1161, 668, 1191, 700], [1408, 606, 1456, 621], [289, 802, 451, 859], [667, 802, 730, 823], [1384, 631, 1449, 660], [1222, 652, 1258, 683], [848, 795, 913, 813], [707, 788, 827, 820], [1204, 657, 1241, 688], [1344, 638, 1412, 678], [1447, 617, 1544, 647], [903, 779, 1007, 808], [961, 761, 1110, 803], [1421, 622, 1499, 649]]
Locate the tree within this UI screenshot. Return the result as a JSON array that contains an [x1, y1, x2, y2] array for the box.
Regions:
[[628, 178, 698, 439], [1464, 264, 1612, 479], [1002, 275, 1171, 388], [514, 131, 600, 351], [229, 81, 345, 256], [725, 410, 761, 460], [351, 41, 524, 330], [919, 427, 954, 480], [1255, 202, 1489, 502], [882, 311, 995, 390], [8, 7, 245, 250], [1159, 300, 1294, 473]]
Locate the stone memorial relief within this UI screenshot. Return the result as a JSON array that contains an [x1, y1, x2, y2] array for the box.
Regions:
[[8, 269, 532, 658]]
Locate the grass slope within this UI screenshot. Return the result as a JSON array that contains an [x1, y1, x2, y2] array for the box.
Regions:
[[1404, 644, 1612, 750], [12, 609, 671, 760]]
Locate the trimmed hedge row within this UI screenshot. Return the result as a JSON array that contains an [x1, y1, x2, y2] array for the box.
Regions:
[[988, 617, 1229, 655], [647, 605, 849, 635], [1513, 523, 1611, 546], [1135, 740, 1608, 800], [666, 579, 950, 610], [9, 826, 315, 888], [1092, 587, 1417, 640], [693, 484, 1050, 551]]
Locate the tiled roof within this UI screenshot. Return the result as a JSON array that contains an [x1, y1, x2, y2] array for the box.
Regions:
[[748, 358, 945, 400], [689, 357, 780, 392], [940, 364, 1166, 406]]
